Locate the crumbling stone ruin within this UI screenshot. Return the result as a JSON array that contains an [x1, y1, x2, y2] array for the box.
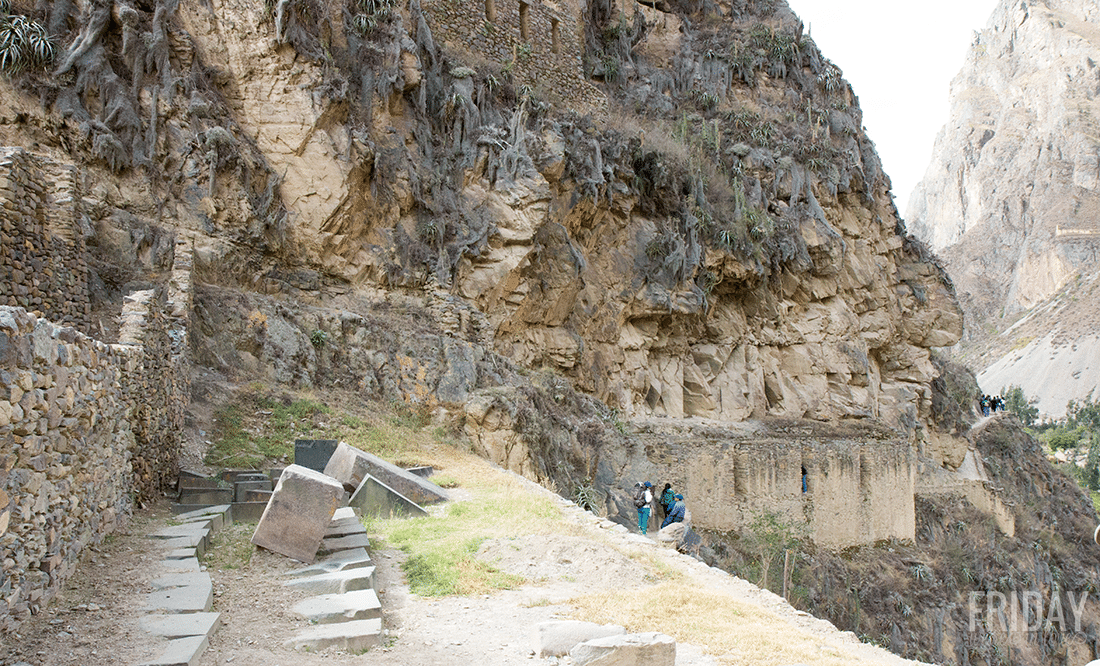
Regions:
[[0, 150, 191, 633]]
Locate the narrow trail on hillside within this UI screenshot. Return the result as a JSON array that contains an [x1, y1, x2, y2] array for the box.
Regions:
[[1, 478, 933, 666]]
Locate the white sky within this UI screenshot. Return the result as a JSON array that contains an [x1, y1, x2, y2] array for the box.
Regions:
[[784, 1, 997, 213]]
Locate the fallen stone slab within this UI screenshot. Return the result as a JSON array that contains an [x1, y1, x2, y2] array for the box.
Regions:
[[284, 618, 382, 652], [332, 506, 356, 521], [348, 474, 428, 519], [405, 465, 434, 478], [295, 439, 339, 472], [536, 621, 627, 657], [283, 566, 376, 595], [251, 465, 344, 563], [143, 583, 214, 614], [138, 634, 209, 666], [292, 589, 381, 624], [139, 612, 221, 639], [284, 548, 372, 579], [318, 533, 371, 555], [570, 632, 676, 666], [323, 442, 447, 504]]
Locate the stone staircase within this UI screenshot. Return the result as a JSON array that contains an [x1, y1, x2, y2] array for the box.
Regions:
[[137, 504, 228, 666], [280, 507, 382, 651], [134, 503, 383, 664]]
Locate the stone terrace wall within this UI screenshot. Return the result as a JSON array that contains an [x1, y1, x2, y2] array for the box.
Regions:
[[0, 307, 136, 631], [0, 149, 90, 335], [423, 0, 607, 115], [118, 287, 187, 504], [0, 150, 194, 632], [646, 426, 916, 550]]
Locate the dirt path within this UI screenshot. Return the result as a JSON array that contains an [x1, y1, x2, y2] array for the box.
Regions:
[[1, 477, 930, 666]]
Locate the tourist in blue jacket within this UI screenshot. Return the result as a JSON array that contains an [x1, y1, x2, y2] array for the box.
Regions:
[[661, 494, 685, 528]]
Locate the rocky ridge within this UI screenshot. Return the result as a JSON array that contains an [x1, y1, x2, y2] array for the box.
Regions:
[[907, 0, 1100, 411]]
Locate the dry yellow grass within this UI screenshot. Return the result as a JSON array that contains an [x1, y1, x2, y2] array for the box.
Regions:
[[569, 582, 885, 666]]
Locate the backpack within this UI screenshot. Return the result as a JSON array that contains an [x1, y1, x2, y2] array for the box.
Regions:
[[632, 484, 647, 508]]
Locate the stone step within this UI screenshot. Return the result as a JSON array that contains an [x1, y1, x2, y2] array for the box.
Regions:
[[283, 566, 376, 595], [143, 580, 214, 614], [138, 634, 210, 666], [139, 612, 221, 640], [317, 533, 370, 556], [284, 547, 372, 579], [292, 589, 381, 624], [152, 533, 208, 559], [178, 488, 234, 505], [171, 505, 231, 521], [332, 506, 356, 521], [324, 517, 364, 538], [284, 618, 382, 652], [160, 558, 202, 573]]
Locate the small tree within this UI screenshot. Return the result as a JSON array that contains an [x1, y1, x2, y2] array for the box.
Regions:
[[744, 510, 802, 590], [1002, 385, 1039, 426]]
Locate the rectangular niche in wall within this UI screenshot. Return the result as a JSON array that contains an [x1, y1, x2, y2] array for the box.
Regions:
[[519, 1, 530, 41], [551, 18, 560, 53], [485, 0, 495, 23]]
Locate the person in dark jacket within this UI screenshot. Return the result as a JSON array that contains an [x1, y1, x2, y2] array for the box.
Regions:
[[661, 494, 686, 528], [659, 483, 675, 520]]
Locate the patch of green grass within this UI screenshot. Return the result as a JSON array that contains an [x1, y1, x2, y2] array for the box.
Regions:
[[430, 474, 459, 489], [1091, 491, 1100, 517], [204, 392, 333, 469], [373, 475, 563, 596], [202, 523, 255, 570]]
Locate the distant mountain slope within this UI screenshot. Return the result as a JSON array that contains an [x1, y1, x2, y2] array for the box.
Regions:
[[906, 0, 1100, 411]]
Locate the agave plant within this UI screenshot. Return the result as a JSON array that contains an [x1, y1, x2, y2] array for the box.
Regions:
[[0, 13, 53, 73], [0, 0, 9, 15]]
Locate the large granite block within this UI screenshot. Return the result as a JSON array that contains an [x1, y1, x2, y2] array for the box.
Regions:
[[251, 465, 344, 563], [294, 439, 339, 472], [348, 474, 429, 518], [324, 442, 447, 504]]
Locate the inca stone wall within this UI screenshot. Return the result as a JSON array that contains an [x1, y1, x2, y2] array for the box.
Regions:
[[634, 421, 916, 549], [0, 308, 136, 632], [0, 148, 90, 335], [423, 0, 607, 114], [0, 151, 192, 633]]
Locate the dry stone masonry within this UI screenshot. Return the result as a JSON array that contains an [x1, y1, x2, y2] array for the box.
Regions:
[[0, 148, 90, 335], [0, 150, 192, 634]]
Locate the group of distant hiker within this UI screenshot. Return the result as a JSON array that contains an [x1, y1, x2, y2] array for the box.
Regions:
[[980, 394, 1005, 416], [632, 481, 685, 535]]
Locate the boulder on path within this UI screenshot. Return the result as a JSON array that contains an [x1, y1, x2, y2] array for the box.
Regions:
[[251, 465, 344, 563], [570, 632, 676, 666], [535, 620, 626, 657]]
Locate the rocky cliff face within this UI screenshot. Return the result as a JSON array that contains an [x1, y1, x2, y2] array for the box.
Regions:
[[907, 0, 1100, 411], [0, 0, 962, 433]]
